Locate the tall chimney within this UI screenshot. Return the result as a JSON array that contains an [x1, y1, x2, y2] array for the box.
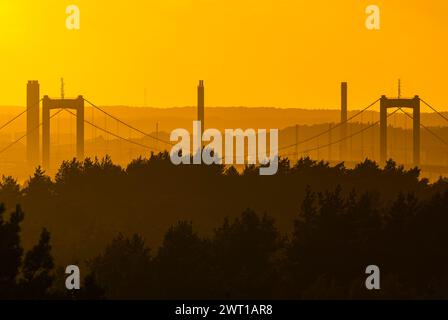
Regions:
[[340, 82, 348, 160], [27, 81, 40, 167], [197, 80, 205, 137]]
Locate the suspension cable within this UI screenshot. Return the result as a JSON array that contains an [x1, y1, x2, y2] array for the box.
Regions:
[[83, 98, 174, 146], [64, 109, 161, 152], [297, 108, 400, 155], [0, 109, 64, 155], [279, 98, 380, 151], [398, 107, 448, 148]]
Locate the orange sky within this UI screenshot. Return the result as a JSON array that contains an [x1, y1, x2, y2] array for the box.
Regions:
[[1, 0, 448, 110]]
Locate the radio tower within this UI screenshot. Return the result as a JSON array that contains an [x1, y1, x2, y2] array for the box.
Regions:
[[398, 79, 401, 98]]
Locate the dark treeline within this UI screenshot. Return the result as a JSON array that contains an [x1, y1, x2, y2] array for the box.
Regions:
[[0, 205, 104, 299], [1, 153, 448, 299]]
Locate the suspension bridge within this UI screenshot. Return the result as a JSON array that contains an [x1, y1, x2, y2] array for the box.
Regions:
[[0, 81, 447, 177]]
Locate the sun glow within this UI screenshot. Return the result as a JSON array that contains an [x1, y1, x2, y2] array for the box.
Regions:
[[0, 3, 30, 47], [1, 1, 448, 109]]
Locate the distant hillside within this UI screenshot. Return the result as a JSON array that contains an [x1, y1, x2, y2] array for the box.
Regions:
[[0, 106, 447, 137]]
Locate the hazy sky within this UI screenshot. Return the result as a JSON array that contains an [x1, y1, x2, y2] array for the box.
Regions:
[[1, 0, 448, 110]]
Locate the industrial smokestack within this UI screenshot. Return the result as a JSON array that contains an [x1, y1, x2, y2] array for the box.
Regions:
[[197, 80, 205, 138], [27, 81, 40, 167], [340, 82, 348, 160]]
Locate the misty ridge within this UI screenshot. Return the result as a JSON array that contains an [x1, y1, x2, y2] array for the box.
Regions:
[[1, 154, 448, 299], [2, 105, 448, 134]]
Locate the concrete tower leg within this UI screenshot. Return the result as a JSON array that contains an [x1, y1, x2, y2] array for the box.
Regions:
[[77, 96, 85, 161], [380, 96, 388, 164], [42, 96, 50, 170]]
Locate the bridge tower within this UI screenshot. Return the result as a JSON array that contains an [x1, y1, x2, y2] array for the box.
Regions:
[[380, 95, 420, 166], [27, 81, 40, 167], [42, 95, 84, 170]]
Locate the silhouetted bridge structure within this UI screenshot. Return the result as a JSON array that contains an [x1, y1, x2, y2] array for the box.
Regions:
[[0, 81, 447, 176]]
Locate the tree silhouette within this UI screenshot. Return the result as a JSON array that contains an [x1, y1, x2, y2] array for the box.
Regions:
[[20, 228, 54, 299], [0, 204, 24, 299], [88, 233, 152, 299], [0, 154, 447, 299], [0, 205, 61, 299], [154, 221, 211, 299], [212, 209, 283, 299]]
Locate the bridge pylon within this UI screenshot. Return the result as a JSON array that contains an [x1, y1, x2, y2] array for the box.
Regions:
[[26, 81, 85, 170], [380, 95, 420, 166], [42, 95, 84, 170]]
